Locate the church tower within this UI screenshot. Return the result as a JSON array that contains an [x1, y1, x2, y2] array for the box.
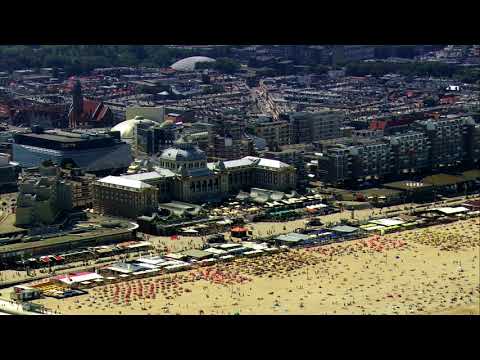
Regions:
[[69, 80, 83, 128]]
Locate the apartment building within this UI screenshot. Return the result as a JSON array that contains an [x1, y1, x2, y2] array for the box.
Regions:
[[317, 116, 479, 186], [92, 176, 158, 219], [253, 120, 290, 149], [412, 116, 476, 170], [288, 110, 345, 144], [386, 131, 430, 175]]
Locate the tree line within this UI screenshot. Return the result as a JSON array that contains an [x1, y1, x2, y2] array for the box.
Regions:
[[0, 45, 198, 76], [195, 58, 241, 74], [345, 61, 480, 84]]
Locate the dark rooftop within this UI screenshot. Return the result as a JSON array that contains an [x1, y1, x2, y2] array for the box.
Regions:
[[422, 174, 466, 186]]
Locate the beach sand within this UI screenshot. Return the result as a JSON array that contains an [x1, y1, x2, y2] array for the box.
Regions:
[[32, 217, 480, 315]]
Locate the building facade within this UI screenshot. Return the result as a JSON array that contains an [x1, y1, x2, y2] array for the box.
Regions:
[[94, 141, 297, 217], [289, 110, 344, 144], [134, 120, 176, 155], [0, 153, 20, 191], [15, 165, 94, 226], [317, 116, 479, 185], [68, 80, 114, 128], [253, 120, 290, 149], [12, 129, 133, 174], [92, 176, 158, 219], [412, 117, 478, 170]]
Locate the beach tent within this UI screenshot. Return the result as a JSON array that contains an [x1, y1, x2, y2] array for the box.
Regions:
[[329, 225, 359, 234], [369, 218, 405, 227], [231, 227, 248, 238], [431, 207, 469, 215]]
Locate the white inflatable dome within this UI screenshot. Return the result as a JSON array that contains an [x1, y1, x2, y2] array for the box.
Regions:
[[111, 116, 158, 139], [170, 56, 215, 71]]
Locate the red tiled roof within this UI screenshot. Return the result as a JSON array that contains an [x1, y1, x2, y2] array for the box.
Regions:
[[96, 105, 109, 121], [83, 98, 101, 115], [369, 120, 387, 130], [0, 104, 10, 116]]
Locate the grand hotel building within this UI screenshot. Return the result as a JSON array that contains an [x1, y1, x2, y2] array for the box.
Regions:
[[93, 140, 297, 218]]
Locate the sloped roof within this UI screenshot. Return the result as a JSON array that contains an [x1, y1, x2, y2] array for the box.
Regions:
[[223, 156, 291, 170], [422, 174, 466, 186], [120, 172, 164, 182], [98, 176, 153, 189]]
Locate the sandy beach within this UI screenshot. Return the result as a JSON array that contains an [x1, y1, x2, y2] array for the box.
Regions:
[[31, 217, 479, 315]]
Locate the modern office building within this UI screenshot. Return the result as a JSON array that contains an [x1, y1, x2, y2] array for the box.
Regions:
[[12, 128, 133, 174], [111, 116, 159, 143], [134, 119, 177, 155]]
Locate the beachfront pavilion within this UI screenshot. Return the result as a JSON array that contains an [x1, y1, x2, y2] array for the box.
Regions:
[[430, 206, 470, 216], [328, 225, 362, 239], [422, 174, 469, 195], [180, 249, 213, 261], [356, 188, 403, 206], [100, 262, 145, 276], [383, 180, 435, 202], [274, 233, 310, 247]]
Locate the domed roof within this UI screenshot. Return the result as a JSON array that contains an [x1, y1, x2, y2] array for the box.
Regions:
[[159, 143, 207, 162], [111, 116, 159, 139], [171, 56, 215, 72]]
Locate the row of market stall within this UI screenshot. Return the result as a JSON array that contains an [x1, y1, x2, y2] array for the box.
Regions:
[[26, 241, 287, 299], [21, 203, 480, 301], [13, 241, 153, 270], [272, 204, 480, 246], [209, 193, 334, 222]]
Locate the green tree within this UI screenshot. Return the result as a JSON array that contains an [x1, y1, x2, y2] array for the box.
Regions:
[[60, 158, 78, 169], [41, 160, 54, 167], [423, 96, 438, 107], [311, 64, 329, 75], [214, 58, 240, 74]]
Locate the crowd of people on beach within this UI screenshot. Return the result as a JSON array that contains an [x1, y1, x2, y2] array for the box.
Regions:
[[36, 213, 479, 315], [3, 192, 479, 315]]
